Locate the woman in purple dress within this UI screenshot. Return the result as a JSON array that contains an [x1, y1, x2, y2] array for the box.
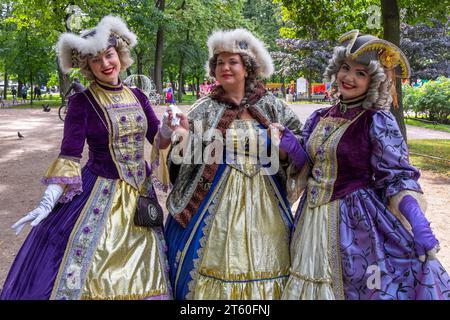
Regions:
[[1, 15, 173, 300], [280, 30, 450, 299]]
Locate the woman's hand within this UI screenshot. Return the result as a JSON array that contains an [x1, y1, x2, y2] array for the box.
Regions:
[[11, 184, 64, 235], [159, 106, 189, 149], [166, 106, 189, 134], [271, 123, 307, 169], [399, 195, 440, 262], [270, 123, 288, 160]]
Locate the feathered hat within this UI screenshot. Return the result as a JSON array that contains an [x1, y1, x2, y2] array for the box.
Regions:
[[206, 28, 274, 78], [338, 29, 410, 78], [57, 15, 137, 74]]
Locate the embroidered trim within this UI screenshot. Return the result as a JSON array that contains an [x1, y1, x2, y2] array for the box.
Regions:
[[174, 103, 272, 228], [174, 107, 240, 227], [80, 289, 167, 300], [41, 176, 83, 203], [289, 271, 332, 284], [306, 111, 366, 207], [51, 178, 116, 300], [173, 166, 230, 299], [328, 200, 345, 300]]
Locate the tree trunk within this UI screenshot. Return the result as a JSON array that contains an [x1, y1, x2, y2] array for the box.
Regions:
[[136, 49, 143, 75], [381, 0, 407, 141], [154, 0, 165, 95], [307, 74, 312, 100], [177, 56, 184, 103], [57, 9, 74, 105], [3, 70, 7, 99], [195, 76, 200, 98], [57, 57, 71, 104], [25, 29, 33, 106]]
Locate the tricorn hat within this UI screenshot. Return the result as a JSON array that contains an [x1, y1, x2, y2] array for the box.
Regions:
[[338, 29, 410, 78]]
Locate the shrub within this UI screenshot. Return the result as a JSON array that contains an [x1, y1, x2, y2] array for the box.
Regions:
[[403, 77, 450, 123]]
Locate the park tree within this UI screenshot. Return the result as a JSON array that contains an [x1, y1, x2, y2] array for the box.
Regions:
[[163, 0, 247, 102], [242, 0, 282, 51], [0, 0, 59, 104], [400, 19, 450, 82], [272, 38, 332, 99]]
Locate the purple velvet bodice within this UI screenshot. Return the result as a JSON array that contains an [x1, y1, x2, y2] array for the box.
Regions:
[[60, 82, 160, 179], [302, 103, 421, 204]]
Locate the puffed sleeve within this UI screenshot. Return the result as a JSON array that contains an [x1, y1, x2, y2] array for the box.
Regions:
[[41, 93, 87, 203], [369, 110, 426, 223]]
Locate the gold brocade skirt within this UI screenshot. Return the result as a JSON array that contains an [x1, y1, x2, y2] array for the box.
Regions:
[[281, 200, 340, 300], [79, 180, 168, 300], [192, 168, 291, 300]]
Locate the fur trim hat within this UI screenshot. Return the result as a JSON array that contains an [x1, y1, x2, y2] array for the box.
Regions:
[[207, 28, 274, 78], [339, 29, 410, 78], [57, 15, 137, 74]]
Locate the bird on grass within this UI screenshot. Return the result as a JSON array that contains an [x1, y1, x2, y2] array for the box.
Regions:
[[18, 132, 24, 139], [42, 104, 51, 112]]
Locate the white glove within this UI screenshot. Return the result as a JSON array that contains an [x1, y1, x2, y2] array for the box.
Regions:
[[11, 184, 64, 235], [160, 104, 183, 139], [162, 104, 182, 127]]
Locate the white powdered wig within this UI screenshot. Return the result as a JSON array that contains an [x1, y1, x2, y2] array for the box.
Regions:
[[57, 15, 137, 74], [206, 28, 274, 78]]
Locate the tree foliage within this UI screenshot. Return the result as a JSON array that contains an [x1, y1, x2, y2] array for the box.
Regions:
[[403, 77, 450, 123], [401, 19, 450, 81], [272, 38, 332, 79]]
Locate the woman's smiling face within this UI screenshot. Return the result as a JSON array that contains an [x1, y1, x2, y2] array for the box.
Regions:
[[87, 47, 121, 85], [336, 58, 371, 100]]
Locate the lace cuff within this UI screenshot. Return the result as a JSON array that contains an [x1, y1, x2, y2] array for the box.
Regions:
[[41, 157, 82, 203], [149, 130, 172, 192]]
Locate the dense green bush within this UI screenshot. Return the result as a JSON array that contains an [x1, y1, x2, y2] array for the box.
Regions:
[[403, 77, 450, 123]]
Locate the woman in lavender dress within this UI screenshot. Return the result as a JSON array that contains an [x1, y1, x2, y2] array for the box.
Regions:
[[1, 16, 173, 300], [281, 30, 450, 300]]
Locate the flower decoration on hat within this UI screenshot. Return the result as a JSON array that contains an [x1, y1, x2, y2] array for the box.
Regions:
[[338, 29, 411, 79], [379, 48, 400, 70]]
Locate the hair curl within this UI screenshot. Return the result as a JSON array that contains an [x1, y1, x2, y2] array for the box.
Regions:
[[323, 46, 392, 110], [77, 37, 133, 81]]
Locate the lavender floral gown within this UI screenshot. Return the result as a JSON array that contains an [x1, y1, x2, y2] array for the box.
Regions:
[[282, 99, 450, 300]]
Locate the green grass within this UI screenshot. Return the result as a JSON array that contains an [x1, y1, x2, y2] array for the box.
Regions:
[[178, 93, 199, 105], [405, 118, 450, 133], [407, 139, 450, 176], [8, 99, 62, 109]]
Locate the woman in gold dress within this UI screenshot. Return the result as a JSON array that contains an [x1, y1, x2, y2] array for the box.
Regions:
[[163, 28, 303, 300]]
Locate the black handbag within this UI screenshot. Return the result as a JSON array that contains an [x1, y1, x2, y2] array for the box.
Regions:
[[134, 195, 164, 228]]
